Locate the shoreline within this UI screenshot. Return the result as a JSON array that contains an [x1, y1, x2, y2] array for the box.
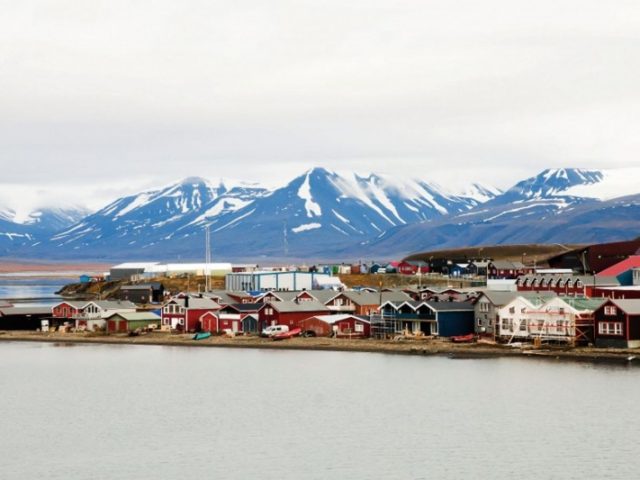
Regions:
[[1, 331, 638, 365]]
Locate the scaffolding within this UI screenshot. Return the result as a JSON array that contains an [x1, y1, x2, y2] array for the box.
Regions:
[[369, 313, 401, 339]]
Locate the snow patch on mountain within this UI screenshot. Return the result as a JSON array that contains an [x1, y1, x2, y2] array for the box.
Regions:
[[298, 172, 322, 218], [292, 223, 322, 233]]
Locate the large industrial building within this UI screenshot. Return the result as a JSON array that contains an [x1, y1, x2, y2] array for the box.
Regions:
[[225, 271, 342, 292]]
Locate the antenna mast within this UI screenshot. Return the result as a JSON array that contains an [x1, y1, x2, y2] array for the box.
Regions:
[[205, 225, 211, 292]]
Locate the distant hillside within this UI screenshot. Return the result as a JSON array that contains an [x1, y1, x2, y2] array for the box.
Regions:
[[404, 243, 583, 265]]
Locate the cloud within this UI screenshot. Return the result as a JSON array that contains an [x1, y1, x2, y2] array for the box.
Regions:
[[1, 0, 640, 209]]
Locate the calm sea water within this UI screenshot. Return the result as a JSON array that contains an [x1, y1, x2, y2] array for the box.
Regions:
[[0, 279, 65, 306], [0, 343, 638, 480]]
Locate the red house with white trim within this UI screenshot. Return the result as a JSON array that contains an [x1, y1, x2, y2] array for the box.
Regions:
[[161, 296, 221, 332], [258, 301, 330, 330]]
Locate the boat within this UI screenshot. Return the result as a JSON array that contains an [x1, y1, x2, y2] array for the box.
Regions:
[[272, 328, 302, 341], [193, 332, 212, 340], [451, 333, 475, 343]]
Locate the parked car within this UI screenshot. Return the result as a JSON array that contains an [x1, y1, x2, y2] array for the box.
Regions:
[[261, 325, 290, 337]]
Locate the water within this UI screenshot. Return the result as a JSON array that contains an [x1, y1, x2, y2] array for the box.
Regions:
[[0, 343, 638, 480], [0, 278, 65, 306]]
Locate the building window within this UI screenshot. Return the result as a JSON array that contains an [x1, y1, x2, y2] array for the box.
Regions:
[[355, 323, 364, 333], [604, 306, 617, 316], [519, 321, 527, 331], [599, 322, 623, 335]]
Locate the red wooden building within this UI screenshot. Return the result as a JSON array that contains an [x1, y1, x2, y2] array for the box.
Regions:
[[161, 296, 221, 332], [593, 299, 640, 349], [258, 301, 330, 330], [52, 301, 85, 319], [212, 303, 262, 334], [299, 314, 371, 338], [325, 291, 380, 315]]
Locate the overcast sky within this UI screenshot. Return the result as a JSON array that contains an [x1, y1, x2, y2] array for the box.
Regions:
[[1, 0, 640, 213]]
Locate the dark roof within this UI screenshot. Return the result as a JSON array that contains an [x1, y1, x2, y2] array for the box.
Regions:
[[223, 303, 263, 312], [0, 306, 52, 316], [423, 301, 475, 312], [270, 301, 330, 313]]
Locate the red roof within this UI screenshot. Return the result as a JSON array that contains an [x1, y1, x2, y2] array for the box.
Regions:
[[597, 255, 640, 277]]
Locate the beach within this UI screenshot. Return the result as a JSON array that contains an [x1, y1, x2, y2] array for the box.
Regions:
[[1, 330, 637, 365]]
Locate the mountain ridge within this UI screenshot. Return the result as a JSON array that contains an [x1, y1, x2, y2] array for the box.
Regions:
[[2, 166, 638, 261]]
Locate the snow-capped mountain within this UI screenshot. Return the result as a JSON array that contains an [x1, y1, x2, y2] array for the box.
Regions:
[[0, 205, 90, 255], [21, 168, 497, 259], [40, 177, 268, 258], [362, 167, 638, 256], [180, 167, 496, 257], [8, 166, 640, 261]]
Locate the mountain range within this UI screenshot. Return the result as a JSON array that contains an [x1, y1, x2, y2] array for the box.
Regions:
[[1, 167, 639, 261]]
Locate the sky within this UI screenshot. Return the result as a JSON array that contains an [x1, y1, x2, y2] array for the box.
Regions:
[[1, 0, 640, 214]]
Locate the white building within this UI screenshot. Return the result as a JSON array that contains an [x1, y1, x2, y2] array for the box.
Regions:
[[225, 271, 342, 292]]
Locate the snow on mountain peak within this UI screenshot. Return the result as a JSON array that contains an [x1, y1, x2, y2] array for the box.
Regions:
[[298, 171, 322, 218], [562, 167, 640, 200]]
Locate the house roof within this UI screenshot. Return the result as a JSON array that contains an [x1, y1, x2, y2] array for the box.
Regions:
[[89, 300, 137, 310], [303, 290, 339, 303], [222, 303, 263, 312], [596, 256, 640, 277], [111, 262, 159, 270], [381, 300, 475, 312], [339, 291, 381, 305], [54, 300, 87, 309], [556, 297, 607, 312], [609, 299, 640, 315], [477, 290, 557, 307], [381, 291, 412, 303], [423, 301, 475, 312], [105, 312, 161, 321], [269, 301, 330, 313], [0, 306, 52, 316], [491, 261, 525, 270], [264, 291, 300, 301], [303, 314, 370, 325], [167, 297, 221, 309]]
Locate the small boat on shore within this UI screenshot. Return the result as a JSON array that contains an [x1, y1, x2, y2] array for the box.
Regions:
[[272, 328, 301, 341], [193, 332, 212, 341], [451, 333, 475, 343]]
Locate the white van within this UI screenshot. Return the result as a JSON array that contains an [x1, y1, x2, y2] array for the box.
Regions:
[[261, 325, 289, 337]]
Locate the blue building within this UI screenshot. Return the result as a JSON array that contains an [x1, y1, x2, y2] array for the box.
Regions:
[[380, 300, 475, 337]]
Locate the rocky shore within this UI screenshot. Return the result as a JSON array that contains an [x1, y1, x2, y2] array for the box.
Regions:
[[0, 331, 637, 365]]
